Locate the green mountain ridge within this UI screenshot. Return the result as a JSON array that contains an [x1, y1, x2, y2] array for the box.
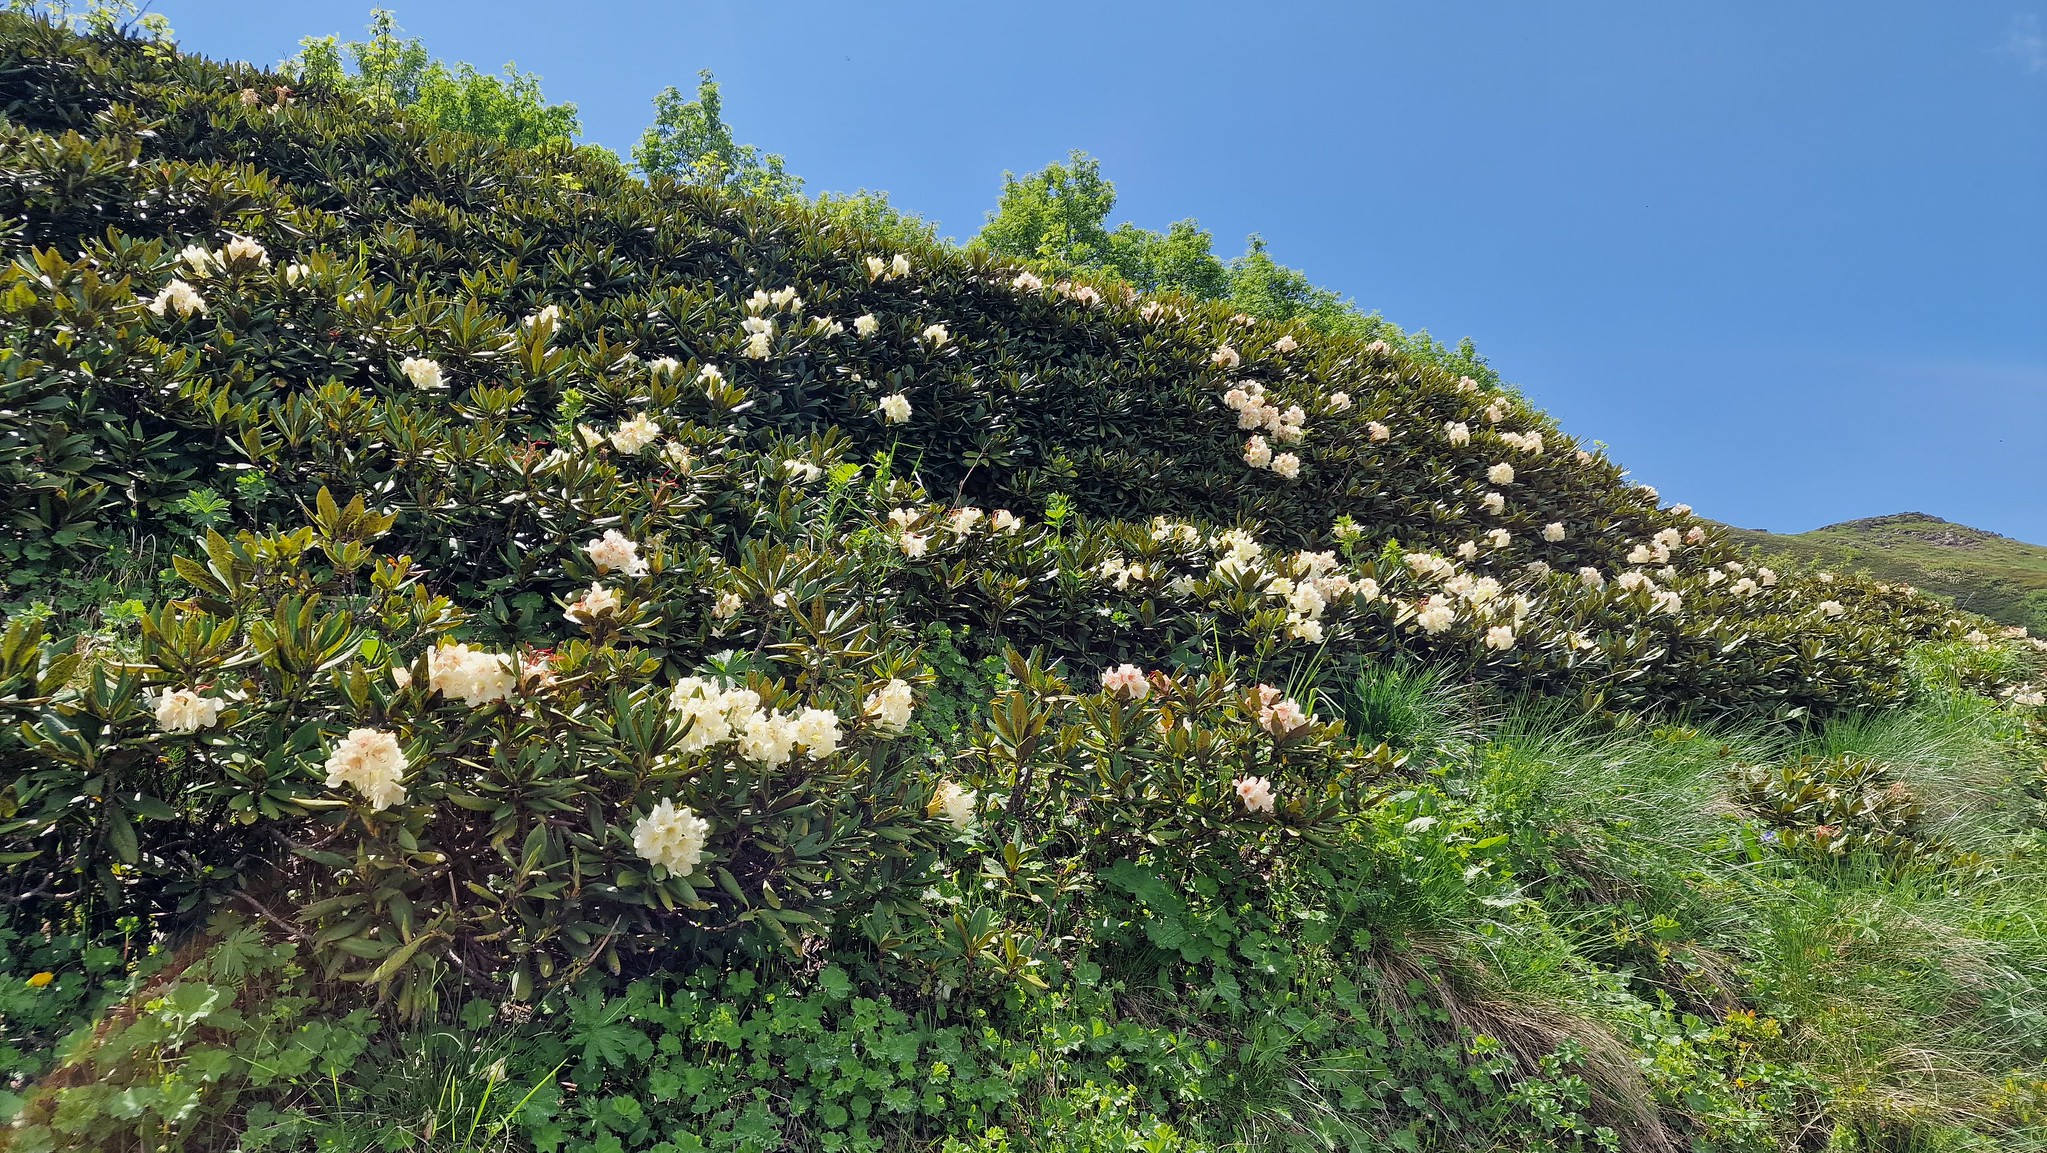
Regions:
[[1722, 512, 2047, 635]]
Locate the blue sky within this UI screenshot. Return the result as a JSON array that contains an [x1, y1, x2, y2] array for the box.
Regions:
[[152, 1, 2047, 542]]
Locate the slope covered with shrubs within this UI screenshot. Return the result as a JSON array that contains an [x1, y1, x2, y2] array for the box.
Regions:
[[3, 17, 2046, 1153]]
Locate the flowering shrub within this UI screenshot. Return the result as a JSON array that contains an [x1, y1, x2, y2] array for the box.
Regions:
[[4, 19, 2044, 1151], [1730, 754, 1970, 869]]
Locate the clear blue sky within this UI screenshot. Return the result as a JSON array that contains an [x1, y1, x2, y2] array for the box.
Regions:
[[150, 1, 2047, 542]]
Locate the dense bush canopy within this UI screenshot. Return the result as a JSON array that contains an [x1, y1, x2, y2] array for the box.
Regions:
[[2, 15, 2044, 1153]]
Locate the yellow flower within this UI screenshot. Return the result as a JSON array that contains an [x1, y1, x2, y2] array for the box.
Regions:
[[26, 971, 55, 988]]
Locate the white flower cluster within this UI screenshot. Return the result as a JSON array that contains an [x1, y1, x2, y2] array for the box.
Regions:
[[865, 254, 913, 281], [1498, 430, 1545, 455], [427, 642, 517, 707], [563, 582, 621, 624], [1223, 381, 1308, 443], [400, 356, 444, 390], [177, 235, 269, 278], [667, 677, 844, 767], [586, 529, 649, 577], [887, 504, 1021, 560], [1233, 775, 1276, 814], [154, 688, 225, 734], [609, 413, 661, 454], [633, 798, 710, 877], [324, 728, 408, 811], [148, 278, 207, 318], [877, 393, 912, 424], [930, 780, 978, 829], [865, 678, 916, 734], [1101, 664, 1150, 699]]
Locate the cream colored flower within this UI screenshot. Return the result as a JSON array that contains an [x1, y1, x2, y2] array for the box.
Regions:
[[1541, 522, 1566, 542], [153, 688, 225, 734], [148, 279, 207, 318], [1416, 601, 1456, 633], [1367, 421, 1391, 442], [899, 532, 930, 559], [1487, 462, 1515, 485], [921, 323, 949, 346], [878, 393, 912, 424], [1482, 492, 1506, 515], [179, 244, 218, 278], [222, 234, 269, 268], [854, 313, 879, 337], [564, 583, 620, 623], [610, 413, 661, 455], [931, 780, 978, 829], [585, 529, 649, 577], [427, 642, 516, 707], [1211, 345, 1241, 370], [1271, 453, 1301, 480], [1817, 600, 1846, 618], [400, 356, 444, 390], [1233, 776, 1276, 814], [1484, 626, 1516, 651], [1243, 435, 1273, 469], [633, 798, 710, 876], [1485, 528, 1511, 549], [1445, 421, 1471, 446], [890, 254, 911, 278], [865, 678, 915, 733], [324, 728, 408, 811], [1101, 664, 1150, 700], [1273, 334, 1298, 354], [991, 509, 1021, 534], [791, 707, 843, 757]]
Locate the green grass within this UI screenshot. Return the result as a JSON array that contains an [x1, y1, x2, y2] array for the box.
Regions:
[[1721, 513, 2047, 635]]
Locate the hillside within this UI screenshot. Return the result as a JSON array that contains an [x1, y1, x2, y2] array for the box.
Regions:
[[2, 16, 2045, 1153], [1723, 513, 2047, 636]]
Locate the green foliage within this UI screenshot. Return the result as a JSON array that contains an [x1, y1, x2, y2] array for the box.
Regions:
[[1730, 753, 1963, 868], [974, 151, 1501, 387], [1723, 513, 2047, 636], [3, 16, 2044, 1153], [814, 188, 946, 252], [633, 69, 801, 198], [291, 8, 585, 150]]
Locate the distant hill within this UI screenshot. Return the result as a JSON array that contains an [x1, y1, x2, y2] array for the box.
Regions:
[[1721, 513, 2047, 634]]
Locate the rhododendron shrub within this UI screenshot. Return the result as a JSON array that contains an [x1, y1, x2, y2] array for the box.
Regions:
[[0, 10, 2024, 1038]]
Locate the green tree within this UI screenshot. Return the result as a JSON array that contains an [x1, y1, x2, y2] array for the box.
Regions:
[[1104, 219, 1230, 299], [633, 70, 802, 198], [291, 9, 584, 150], [976, 149, 1117, 269], [977, 150, 1229, 296], [813, 189, 944, 250], [978, 151, 1501, 387]]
